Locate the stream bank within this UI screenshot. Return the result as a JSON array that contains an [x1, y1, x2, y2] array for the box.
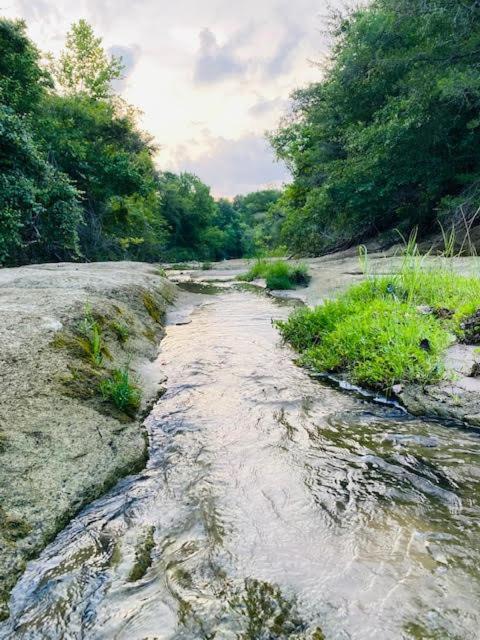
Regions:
[[0, 261, 175, 620], [1, 286, 479, 639]]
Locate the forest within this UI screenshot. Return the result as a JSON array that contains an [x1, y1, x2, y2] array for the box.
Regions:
[[270, 0, 480, 254], [0, 17, 280, 266], [1, 0, 480, 266]]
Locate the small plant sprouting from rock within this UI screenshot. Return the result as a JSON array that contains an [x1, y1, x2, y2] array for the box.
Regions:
[[128, 526, 155, 582], [0, 507, 32, 543], [75, 306, 110, 366], [99, 367, 141, 415], [142, 291, 163, 324], [110, 321, 130, 344]]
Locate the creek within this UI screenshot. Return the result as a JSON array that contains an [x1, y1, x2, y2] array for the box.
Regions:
[[1, 288, 479, 639]]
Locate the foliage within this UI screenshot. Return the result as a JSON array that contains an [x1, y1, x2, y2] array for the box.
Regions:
[[238, 259, 310, 290], [0, 19, 49, 113], [99, 367, 141, 414], [232, 190, 283, 256], [0, 17, 247, 267], [276, 249, 480, 390], [269, 0, 480, 255], [51, 19, 123, 99], [0, 105, 82, 265], [34, 93, 168, 260]]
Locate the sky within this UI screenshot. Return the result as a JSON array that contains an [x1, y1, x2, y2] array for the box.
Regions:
[[3, 0, 343, 197]]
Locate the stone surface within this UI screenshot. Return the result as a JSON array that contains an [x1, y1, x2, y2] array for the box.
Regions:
[[0, 261, 176, 618]]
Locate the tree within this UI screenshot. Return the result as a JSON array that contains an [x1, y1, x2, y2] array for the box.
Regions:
[[52, 19, 123, 99], [269, 0, 480, 255], [0, 19, 50, 113]]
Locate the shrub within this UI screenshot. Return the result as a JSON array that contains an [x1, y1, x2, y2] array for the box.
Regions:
[[99, 368, 141, 415], [238, 260, 310, 290]]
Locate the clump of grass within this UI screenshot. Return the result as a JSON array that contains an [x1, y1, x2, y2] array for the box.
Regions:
[[110, 321, 130, 344], [228, 578, 325, 639], [238, 260, 310, 290], [276, 239, 480, 390], [128, 526, 155, 582], [201, 261, 212, 270], [99, 367, 141, 415], [142, 291, 163, 324], [55, 306, 111, 367], [168, 262, 192, 270]]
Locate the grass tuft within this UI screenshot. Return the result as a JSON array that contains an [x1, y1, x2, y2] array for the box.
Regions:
[[128, 526, 155, 582], [276, 244, 480, 391], [99, 367, 141, 415], [238, 260, 310, 290], [110, 321, 130, 344], [142, 291, 163, 324]]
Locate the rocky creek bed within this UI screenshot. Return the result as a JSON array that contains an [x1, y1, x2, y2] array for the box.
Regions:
[[1, 254, 480, 637], [0, 262, 175, 620]]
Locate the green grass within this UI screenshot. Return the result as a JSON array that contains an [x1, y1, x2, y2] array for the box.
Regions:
[[99, 367, 141, 415], [238, 260, 310, 290], [276, 248, 480, 391], [71, 307, 111, 367], [110, 321, 130, 344]]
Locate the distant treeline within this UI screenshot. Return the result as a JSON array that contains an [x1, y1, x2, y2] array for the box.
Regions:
[[0, 18, 283, 266], [269, 0, 480, 255]]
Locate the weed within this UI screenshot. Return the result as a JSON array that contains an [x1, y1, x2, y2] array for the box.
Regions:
[[201, 261, 212, 270], [110, 321, 130, 344], [99, 368, 141, 415], [142, 291, 163, 324], [54, 307, 111, 366], [275, 239, 480, 390], [128, 526, 155, 582]]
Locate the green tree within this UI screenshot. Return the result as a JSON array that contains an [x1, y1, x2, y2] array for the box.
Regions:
[[0, 19, 82, 266], [0, 19, 50, 113], [52, 19, 123, 99], [270, 0, 480, 255]]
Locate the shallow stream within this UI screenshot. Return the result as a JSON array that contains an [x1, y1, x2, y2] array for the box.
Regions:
[[1, 288, 479, 639]]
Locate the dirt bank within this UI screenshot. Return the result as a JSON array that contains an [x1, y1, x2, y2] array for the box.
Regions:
[[0, 261, 175, 619]]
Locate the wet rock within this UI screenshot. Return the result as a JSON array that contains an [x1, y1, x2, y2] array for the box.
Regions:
[[461, 309, 480, 343], [0, 261, 176, 618]]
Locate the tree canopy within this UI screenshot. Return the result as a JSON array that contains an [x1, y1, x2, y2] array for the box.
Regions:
[[0, 17, 252, 266], [269, 0, 480, 255]]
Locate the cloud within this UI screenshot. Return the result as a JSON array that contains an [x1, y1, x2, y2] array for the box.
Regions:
[[109, 44, 141, 91], [249, 97, 290, 117], [265, 27, 304, 77], [194, 27, 247, 84], [172, 133, 290, 197]]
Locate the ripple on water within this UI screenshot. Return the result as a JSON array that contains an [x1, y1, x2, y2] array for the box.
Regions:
[[1, 291, 479, 640]]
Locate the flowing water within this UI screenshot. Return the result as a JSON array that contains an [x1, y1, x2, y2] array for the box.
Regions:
[[1, 289, 480, 639]]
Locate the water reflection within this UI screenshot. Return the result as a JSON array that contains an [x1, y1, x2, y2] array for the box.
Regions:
[[1, 291, 479, 639]]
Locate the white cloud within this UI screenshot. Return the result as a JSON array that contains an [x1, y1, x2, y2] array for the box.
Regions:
[[171, 133, 290, 197], [3, 0, 344, 196]]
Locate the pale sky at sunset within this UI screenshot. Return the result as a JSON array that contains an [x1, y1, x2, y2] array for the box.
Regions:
[[3, 0, 343, 197]]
